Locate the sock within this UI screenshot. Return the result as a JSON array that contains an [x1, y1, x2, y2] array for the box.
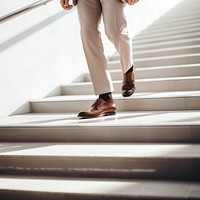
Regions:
[[126, 66, 133, 74], [99, 92, 113, 102]]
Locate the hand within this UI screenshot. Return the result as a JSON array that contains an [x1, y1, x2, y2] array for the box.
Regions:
[[60, 0, 73, 10], [127, 0, 139, 5]]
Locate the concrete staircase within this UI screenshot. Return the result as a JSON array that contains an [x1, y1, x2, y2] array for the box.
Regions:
[[0, 0, 200, 199]]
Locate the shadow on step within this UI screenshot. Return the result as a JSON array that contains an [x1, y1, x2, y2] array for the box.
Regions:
[[8, 111, 200, 126], [0, 143, 199, 181], [0, 143, 52, 153], [7, 112, 158, 126]]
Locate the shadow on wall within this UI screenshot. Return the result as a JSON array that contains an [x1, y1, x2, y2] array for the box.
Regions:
[[0, 10, 73, 53], [10, 86, 61, 116]]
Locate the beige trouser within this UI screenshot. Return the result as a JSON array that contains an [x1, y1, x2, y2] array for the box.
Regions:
[[77, 0, 133, 95]]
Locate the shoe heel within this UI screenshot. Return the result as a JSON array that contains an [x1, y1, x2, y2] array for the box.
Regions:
[[103, 110, 116, 116]]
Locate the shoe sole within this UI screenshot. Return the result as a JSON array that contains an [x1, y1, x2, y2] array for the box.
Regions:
[[122, 87, 136, 97], [78, 110, 116, 119]]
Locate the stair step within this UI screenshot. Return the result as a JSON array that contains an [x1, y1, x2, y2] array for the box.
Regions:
[[152, 14, 200, 29], [152, 20, 200, 37], [109, 46, 200, 60], [134, 64, 200, 78], [30, 91, 200, 113], [161, 6, 200, 15], [181, 0, 200, 4], [0, 143, 200, 180], [169, 2, 200, 10], [142, 20, 200, 34], [61, 76, 200, 95], [134, 32, 200, 45], [95, 64, 200, 80], [1, 0, 200, 198], [109, 54, 200, 68], [157, 10, 200, 23], [135, 27, 200, 40], [133, 38, 200, 51], [180, 0, 200, 6], [0, 176, 199, 200], [0, 111, 199, 142]]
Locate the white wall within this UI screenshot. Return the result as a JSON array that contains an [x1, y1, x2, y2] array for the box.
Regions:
[[0, 1, 87, 117], [0, 0, 182, 117]]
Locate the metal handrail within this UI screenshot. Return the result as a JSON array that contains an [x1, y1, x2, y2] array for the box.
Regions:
[[0, 0, 53, 24]]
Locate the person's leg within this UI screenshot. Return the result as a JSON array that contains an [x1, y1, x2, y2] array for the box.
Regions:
[[101, 0, 136, 97], [77, 0, 114, 95], [77, 0, 116, 118]]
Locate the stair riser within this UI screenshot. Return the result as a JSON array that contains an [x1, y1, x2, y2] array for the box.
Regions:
[[135, 27, 200, 40], [133, 39, 200, 51], [109, 47, 200, 60], [0, 156, 199, 181], [30, 97, 200, 113], [135, 66, 200, 79], [157, 10, 200, 21], [180, 0, 200, 7], [144, 16, 200, 30], [152, 14, 200, 27], [136, 47, 200, 59], [134, 32, 200, 45], [135, 55, 200, 68], [85, 66, 200, 80], [1, 1, 200, 198], [62, 78, 200, 95], [141, 21, 200, 35], [109, 55, 200, 69], [164, 5, 200, 13], [0, 189, 194, 200], [173, 2, 200, 9], [120, 79, 200, 93], [1, 126, 199, 142]]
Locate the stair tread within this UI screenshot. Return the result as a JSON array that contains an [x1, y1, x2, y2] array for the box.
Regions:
[[1, 0, 200, 198], [84, 64, 200, 81], [133, 37, 200, 48], [0, 110, 200, 127], [108, 63, 200, 72], [135, 26, 200, 39], [30, 91, 200, 103], [134, 32, 200, 44], [0, 176, 199, 198], [62, 76, 200, 87], [108, 53, 200, 63], [134, 45, 200, 55], [0, 143, 200, 158], [140, 22, 200, 35]]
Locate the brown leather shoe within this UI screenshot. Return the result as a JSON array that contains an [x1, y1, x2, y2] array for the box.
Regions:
[[122, 70, 136, 97], [77, 98, 116, 119]]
